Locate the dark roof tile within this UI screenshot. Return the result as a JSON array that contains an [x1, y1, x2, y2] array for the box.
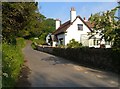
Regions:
[[52, 20, 71, 35], [52, 16, 93, 35], [85, 21, 95, 28]]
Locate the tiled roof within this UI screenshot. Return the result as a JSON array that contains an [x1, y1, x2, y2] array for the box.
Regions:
[[85, 21, 94, 28], [52, 16, 93, 35], [52, 20, 71, 35]]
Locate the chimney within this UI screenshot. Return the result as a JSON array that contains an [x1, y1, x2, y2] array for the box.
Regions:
[[56, 19, 61, 30], [70, 7, 76, 22], [83, 17, 86, 20], [83, 17, 87, 21]]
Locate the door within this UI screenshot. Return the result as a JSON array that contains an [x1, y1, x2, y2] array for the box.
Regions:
[[80, 34, 89, 46]]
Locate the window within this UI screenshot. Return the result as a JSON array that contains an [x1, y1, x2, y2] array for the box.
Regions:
[[59, 38, 63, 45], [105, 41, 110, 45], [93, 39, 99, 45], [78, 24, 83, 30]]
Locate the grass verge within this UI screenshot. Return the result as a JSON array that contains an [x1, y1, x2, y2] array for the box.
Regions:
[[2, 38, 26, 88]]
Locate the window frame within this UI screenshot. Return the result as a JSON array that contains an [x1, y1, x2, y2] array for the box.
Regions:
[[77, 24, 83, 31], [93, 39, 99, 45]]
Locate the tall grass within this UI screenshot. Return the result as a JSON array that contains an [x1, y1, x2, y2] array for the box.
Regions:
[[2, 38, 26, 88], [0, 43, 2, 89]]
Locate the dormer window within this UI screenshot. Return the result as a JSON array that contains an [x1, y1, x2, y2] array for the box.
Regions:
[[78, 24, 83, 30]]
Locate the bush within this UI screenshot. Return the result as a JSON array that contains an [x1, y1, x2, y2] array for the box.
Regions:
[[31, 38, 46, 45], [0, 43, 2, 89], [38, 46, 120, 73], [58, 44, 65, 48], [2, 38, 26, 88], [52, 48, 120, 73], [16, 38, 26, 48], [67, 39, 82, 48], [31, 42, 37, 50]]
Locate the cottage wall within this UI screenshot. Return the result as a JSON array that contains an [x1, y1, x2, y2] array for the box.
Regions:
[[65, 18, 91, 45]]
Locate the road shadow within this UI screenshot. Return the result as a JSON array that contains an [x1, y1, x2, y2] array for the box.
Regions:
[[21, 42, 119, 87], [41, 55, 119, 86], [41, 56, 74, 65]]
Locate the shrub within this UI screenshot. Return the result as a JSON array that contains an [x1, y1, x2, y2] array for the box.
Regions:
[[16, 38, 26, 48], [67, 39, 82, 48], [58, 44, 65, 48], [31, 42, 37, 50], [38, 46, 120, 73], [31, 38, 46, 45], [0, 43, 2, 89], [52, 48, 120, 73]]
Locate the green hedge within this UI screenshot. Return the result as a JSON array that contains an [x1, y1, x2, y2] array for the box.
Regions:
[[30, 38, 46, 45], [16, 38, 26, 48], [0, 43, 2, 89], [37, 46, 120, 73], [52, 48, 120, 73], [2, 38, 26, 88]]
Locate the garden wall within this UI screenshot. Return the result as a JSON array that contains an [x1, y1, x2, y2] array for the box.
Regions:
[[37, 45, 120, 74]]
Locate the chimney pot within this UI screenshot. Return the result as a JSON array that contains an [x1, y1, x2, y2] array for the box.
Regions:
[[84, 17, 86, 20], [56, 19, 60, 21], [71, 7, 75, 11], [70, 7, 76, 22]]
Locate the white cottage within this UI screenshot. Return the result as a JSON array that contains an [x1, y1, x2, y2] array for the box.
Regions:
[[52, 7, 111, 48]]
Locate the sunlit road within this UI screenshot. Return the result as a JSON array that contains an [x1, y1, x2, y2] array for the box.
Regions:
[[23, 41, 119, 87]]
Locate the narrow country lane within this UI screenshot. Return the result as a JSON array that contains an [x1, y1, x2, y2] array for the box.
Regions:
[[22, 41, 119, 87]]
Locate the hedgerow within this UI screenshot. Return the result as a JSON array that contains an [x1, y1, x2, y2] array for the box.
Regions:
[[2, 38, 26, 88]]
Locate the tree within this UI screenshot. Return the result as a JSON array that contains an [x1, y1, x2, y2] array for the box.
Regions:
[[38, 18, 55, 43], [89, 6, 120, 49], [2, 2, 38, 43], [27, 13, 46, 38], [2, 2, 55, 45]]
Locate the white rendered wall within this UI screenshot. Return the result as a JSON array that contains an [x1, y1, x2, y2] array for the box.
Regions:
[[65, 18, 91, 45], [52, 41, 57, 47], [106, 45, 111, 48]]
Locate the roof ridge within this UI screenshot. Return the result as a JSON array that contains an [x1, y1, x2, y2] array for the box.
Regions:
[[52, 20, 71, 35], [52, 15, 94, 35]]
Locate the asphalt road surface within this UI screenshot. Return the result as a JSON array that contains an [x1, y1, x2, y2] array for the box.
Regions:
[[22, 41, 119, 87]]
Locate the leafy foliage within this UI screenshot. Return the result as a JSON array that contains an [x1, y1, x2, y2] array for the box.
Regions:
[[2, 2, 55, 44], [31, 42, 37, 50], [36, 45, 120, 73], [2, 2, 38, 43], [38, 18, 55, 43], [67, 39, 82, 48], [89, 6, 120, 49], [2, 2, 55, 88], [16, 38, 26, 48], [34, 39, 45, 45], [2, 38, 26, 88]]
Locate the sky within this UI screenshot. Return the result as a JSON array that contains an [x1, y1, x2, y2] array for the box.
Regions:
[[38, 2, 118, 23]]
